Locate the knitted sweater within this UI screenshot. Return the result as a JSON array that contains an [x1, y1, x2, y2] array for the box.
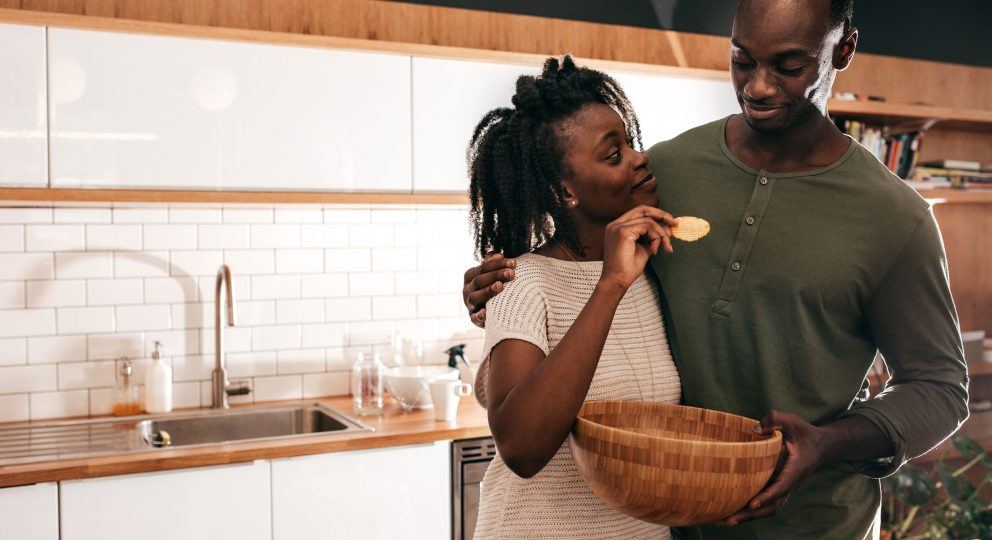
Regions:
[[474, 253, 681, 540]]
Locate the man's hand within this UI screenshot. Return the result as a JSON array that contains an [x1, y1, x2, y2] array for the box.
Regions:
[[462, 252, 516, 328], [718, 411, 827, 527]]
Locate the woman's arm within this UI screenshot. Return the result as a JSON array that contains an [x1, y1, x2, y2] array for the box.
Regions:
[[487, 206, 673, 478]]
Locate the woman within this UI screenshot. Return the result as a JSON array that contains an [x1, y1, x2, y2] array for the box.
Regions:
[[468, 55, 681, 539]]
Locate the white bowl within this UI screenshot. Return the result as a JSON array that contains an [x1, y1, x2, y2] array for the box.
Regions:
[[384, 366, 459, 410]]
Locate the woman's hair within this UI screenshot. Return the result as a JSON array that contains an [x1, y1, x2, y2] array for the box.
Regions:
[[467, 55, 642, 260]]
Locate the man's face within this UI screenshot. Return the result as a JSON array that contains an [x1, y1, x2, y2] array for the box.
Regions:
[[730, 0, 844, 133]]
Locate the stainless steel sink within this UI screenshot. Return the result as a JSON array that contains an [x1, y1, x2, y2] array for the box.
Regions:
[[135, 402, 370, 448], [0, 401, 371, 465]]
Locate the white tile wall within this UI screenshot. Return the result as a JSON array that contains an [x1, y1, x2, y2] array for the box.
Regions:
[[25, 225, 86, 252], [0, 225, 24, 251], [0, 204, 482, 421], [0, 281, 25, 309], [0, 337, 26, 366]]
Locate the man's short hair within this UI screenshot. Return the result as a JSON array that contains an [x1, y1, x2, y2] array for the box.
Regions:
[[831, 0, 854, 34]]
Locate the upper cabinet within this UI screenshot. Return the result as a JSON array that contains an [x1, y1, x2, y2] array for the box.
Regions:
[[412, 57, 540, 193], [6, 22, 737, 195], [48, 28, 412, 192], [411, 57, 738, 193], [0, 23, 48, 187], [608, 71, 739, 149]]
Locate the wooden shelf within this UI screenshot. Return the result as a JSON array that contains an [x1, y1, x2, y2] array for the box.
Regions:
[[828, 99, 992, 132], [917, 189, 992, 204], [0, 188, 468, 206]]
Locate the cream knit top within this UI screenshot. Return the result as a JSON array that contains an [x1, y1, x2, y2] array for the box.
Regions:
[[474, 253, 681, 540]]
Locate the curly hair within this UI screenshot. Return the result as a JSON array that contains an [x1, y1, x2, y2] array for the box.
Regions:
[[467, 55, 642, 260]]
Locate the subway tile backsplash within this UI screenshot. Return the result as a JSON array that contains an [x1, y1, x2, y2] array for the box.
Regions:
[[0, 204, 483, 421]]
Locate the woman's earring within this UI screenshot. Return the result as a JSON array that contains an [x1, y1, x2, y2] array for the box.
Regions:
[[567, 199, 579, 208]]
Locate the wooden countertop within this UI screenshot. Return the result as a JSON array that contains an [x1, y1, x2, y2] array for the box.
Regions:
[[0, 395, 491, 488]]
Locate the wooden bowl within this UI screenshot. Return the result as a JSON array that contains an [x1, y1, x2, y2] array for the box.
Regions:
[[568, 401, 783, 526]]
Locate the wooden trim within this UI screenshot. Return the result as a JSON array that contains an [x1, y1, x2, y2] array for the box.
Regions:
[[0, 188, 469, 206], [829, 99, 992, 132], [0, 7, 728, 82], [3, 187, 988, 207]]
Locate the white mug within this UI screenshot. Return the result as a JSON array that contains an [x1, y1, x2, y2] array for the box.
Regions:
[[429, 380, 472, 421]]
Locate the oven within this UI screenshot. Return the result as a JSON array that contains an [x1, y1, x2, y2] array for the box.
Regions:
[[451, 436, 497, 540]]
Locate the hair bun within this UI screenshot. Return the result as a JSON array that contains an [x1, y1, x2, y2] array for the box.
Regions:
[[510, 75, 544, 114], [510, 55, 583, 119]]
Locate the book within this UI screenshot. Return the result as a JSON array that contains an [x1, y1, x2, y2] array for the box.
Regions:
[[920, 159, 981, 171], [833, 92, 886, 102], [833, 119, 924, 179]]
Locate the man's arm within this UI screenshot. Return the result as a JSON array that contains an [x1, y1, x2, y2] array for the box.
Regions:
[[842, 210, 969, 475], [722, 210, 969, 527]]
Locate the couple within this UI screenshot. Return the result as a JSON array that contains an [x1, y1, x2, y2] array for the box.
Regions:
[[461, 1, 969, 539]]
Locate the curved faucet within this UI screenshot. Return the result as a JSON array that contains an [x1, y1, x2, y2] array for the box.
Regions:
[[212, 264, 250, 409]]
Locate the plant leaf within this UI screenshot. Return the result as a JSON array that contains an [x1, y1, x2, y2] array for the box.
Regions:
[[892, 465, 937, 506], [952, 435, 986, 460], [936, 462, 976, 502]]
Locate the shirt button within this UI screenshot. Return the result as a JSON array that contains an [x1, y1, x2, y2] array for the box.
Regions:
[[731, 262, 742, 271], [745, 216, 756, 225], [759, 177, 768, 185]]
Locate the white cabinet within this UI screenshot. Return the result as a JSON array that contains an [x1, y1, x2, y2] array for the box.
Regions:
[[609, 71, 739, 148], [271, 441, 451, 540], [412, 57, 539, 192], [0, 482, 58, 540], [410, 57, 739, 192], [0, 23, 47, 187], [49, 28, 412, 192], [59, 460, 271, 540]]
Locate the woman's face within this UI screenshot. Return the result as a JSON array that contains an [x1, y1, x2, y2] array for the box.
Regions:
[[559, 103, 658, 223]]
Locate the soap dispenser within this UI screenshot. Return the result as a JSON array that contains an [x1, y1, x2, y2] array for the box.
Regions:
[[446, 344, 474, 384], [144, 341, 173, 414]]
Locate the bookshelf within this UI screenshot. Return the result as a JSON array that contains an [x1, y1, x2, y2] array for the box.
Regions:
[[828, 99, 992, 132]]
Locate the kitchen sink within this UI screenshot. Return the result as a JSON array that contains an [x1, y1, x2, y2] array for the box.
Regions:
[[0, 401, 371, 465], [135, 402, 370, 448]]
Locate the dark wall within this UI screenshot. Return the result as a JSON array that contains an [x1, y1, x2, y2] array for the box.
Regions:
[[388, 0, 992, 68]]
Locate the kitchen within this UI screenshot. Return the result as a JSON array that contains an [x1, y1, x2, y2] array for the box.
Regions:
[[0, 1, 990, 539]]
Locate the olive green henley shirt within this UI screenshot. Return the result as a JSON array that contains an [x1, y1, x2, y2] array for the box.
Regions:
[[648, 117, 969, 540]]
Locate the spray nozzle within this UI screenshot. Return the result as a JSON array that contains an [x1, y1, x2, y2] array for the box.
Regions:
[[446, 344, 467, 369]]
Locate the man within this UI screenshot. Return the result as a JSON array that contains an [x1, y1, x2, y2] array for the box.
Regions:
[[461, 0, 970, 538]]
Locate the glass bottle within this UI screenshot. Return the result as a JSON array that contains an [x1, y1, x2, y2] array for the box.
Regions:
[[352, 351, 384, 416], [113, 357, 142, 416]]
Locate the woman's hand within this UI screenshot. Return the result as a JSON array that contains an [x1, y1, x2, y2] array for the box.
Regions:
[[600, 205, 675, 291]]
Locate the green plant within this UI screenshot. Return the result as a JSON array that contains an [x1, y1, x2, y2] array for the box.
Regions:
[[881, 435, 992, 539]]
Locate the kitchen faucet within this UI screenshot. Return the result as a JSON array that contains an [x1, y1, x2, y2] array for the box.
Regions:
[[212, 264, 250, 409]]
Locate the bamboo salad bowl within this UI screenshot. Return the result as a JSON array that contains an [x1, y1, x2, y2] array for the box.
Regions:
[[568, 401, 783, 527]]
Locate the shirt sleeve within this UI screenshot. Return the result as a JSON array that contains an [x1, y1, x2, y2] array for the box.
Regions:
[[473, 269, 549, 409], [842, 209, 970, 478]]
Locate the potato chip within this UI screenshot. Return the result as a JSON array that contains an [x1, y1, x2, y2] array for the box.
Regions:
[[671, 216, 710, 242]]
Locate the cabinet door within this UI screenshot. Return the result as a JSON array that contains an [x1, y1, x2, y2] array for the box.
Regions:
[[60, 460, 271, 540], [412, 57, 539, 192], [0, 482, 58, 540], [609, 71, 739, 148], [272, 442, 451, 540], [0, 23, 47, 187], [49, 28, 412, 192]]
